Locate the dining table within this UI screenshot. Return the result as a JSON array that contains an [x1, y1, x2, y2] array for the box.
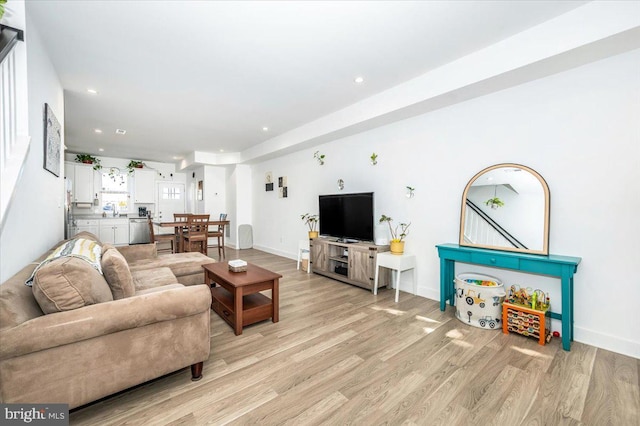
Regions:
[[154, 219, 230, 253]]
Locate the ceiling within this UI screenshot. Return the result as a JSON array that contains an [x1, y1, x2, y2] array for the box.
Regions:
[[26, 1, 586, 165]]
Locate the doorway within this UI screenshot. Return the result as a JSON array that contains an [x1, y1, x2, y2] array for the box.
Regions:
[[157, 182, 186, 222]]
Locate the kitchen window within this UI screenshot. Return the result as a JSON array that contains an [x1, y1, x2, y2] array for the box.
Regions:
[[101, 169, 129, 213]]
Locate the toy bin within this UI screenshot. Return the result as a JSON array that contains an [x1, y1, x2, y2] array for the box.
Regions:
[[454, 273, 506, 329]]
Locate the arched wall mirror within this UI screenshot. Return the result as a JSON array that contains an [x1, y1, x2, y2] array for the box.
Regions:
[[459, 163, 550, 255]]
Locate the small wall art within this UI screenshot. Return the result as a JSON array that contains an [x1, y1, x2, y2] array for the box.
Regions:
[[197, 180, 203, 201], [265, 171, 274, 191], [278, 176, 288, 198], [43, 103, 61, 177]]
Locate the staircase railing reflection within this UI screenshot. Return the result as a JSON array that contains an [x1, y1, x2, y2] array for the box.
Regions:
[[463, 199, 527, 249]]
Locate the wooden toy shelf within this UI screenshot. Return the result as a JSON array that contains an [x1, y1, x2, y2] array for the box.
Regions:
[[502, 302, 551, 345]]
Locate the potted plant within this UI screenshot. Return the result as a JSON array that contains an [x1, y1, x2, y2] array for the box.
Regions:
[[301, 213, 319, 238], [379, 214, 411, 254], [485, 197, 504, 209], [126, 160, 145, 175], [370, 152, 378, 165], [74, 154, 102, 170], [0, 0, 6, 20]]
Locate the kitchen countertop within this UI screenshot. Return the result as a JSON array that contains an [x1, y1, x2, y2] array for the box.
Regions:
[[72, 214, 149, 220]]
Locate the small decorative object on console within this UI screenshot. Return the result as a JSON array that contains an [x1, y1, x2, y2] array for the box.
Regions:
[[228, 259, 247, 272]]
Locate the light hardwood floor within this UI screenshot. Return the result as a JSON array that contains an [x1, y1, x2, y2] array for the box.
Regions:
[[71, 249, 639, 425]]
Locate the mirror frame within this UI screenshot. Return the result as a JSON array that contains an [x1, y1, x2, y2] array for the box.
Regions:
[[459, 163, 550, 255]]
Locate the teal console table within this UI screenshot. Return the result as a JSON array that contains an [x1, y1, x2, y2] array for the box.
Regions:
[[436, 243, 581, 351]]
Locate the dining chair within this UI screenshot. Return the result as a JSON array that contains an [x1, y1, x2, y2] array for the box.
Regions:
[[147, 217, 174, 253], [173, 213, 191, 253], [183, 214, 210, 255], [207, 213, 227, 260]]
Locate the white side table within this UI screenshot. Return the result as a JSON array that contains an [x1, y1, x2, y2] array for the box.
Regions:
[[374, 252, 417, 302], [296, 239, 311, 274]]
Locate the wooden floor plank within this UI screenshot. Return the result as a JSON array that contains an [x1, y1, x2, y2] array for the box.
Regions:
[[68, 248, 639, 425]]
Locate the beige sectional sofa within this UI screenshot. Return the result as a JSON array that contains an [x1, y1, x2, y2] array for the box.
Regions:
[[0, 232, 215, 409]]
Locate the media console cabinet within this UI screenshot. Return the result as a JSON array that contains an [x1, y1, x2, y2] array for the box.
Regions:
[[310, 238, 390, 292], [436, 243, 581, 351]]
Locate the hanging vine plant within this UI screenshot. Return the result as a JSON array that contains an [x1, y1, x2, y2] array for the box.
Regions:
[[485, 185, 505, 209]]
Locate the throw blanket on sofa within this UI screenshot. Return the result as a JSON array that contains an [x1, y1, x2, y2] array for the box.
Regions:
[[25, 238, 103, 286]]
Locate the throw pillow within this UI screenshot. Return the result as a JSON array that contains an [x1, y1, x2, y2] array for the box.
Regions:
[[25, 237, 102, 286], [32, 257, 113, 314], [101, 244, 135, 300]]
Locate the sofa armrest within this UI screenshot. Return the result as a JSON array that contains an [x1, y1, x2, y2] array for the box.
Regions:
[[116, 243, 157, 263], [0, 285, 211, 360]]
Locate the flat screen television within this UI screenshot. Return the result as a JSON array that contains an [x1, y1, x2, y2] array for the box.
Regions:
[[319, 192, 374, 242]]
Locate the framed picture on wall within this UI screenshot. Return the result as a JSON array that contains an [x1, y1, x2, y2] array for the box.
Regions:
[[265, 171, 274, 191], [43, 103, 61, 177], [197, 180, 203, 201]]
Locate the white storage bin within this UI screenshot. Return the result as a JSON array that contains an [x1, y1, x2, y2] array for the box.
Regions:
[[454, 273, 505, 329]]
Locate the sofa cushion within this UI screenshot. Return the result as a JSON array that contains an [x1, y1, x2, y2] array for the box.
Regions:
[[129, 252, 214, 280], [32, 257, 113, 314], [101, 244, 135, 300], [132, 267, 178, 292]]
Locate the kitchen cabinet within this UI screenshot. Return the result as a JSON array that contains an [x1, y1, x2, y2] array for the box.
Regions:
[[66, 163, 95, 204], [134, 169, 156, 203], [71, 219, 99, 237], [99, 219, 129, 245], [309, 238, 390, 291]]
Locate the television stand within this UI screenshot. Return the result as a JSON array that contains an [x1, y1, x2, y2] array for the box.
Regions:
[[336, 238, 360, 244], [310, 238, 390, 292]]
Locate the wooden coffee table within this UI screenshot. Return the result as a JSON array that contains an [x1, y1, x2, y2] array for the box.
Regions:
[[203, 262, 282, 335]]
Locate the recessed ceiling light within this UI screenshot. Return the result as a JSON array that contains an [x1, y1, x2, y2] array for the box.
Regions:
[[115, 129, 126, 135], [87, 89, 98, 94], [262, 127, 269, 132], [94, 129, 103, 134], [219, 149, 225, 153], [98, 148, 104, 152], [354, 76, 364, 84], [172, 156, 181, 160]]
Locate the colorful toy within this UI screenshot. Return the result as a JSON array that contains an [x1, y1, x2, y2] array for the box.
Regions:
[[503, 301, 551, 345], [507, 285, 550, 311]]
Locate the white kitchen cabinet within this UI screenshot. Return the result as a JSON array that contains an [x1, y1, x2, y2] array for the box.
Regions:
[[66, 163, 95, 204], [134, 169, 156, 203], [99, 219, 129, 245], [72, 219, 99, 237]]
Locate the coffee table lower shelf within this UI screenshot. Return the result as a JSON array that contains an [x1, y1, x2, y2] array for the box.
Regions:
[[210, 287, 273, 331]]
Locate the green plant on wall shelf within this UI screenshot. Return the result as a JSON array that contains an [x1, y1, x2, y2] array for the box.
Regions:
[[406, 186, 415, 198], [0, 0, 7, 20], [314, 151, 325, 165], [379, 214, 411, 242], [370, 152, 378, 165], [74, 154, 102, 170], [126, 160, 145, 175]]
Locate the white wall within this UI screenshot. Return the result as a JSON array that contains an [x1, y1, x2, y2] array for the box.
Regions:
[[0, 11, 65, 282], [251, 49, 640, 358], [203, 165, 227, 217]]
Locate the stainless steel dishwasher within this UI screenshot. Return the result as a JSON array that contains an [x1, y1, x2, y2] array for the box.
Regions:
[[129, 218, 151, 244]]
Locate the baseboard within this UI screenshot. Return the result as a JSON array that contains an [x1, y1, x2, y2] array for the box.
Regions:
[[253, 244, 297, 261], [573, 326, 640, 359]]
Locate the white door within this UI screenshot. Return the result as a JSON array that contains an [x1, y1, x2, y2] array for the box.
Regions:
[[157, 182, 186, 222]]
